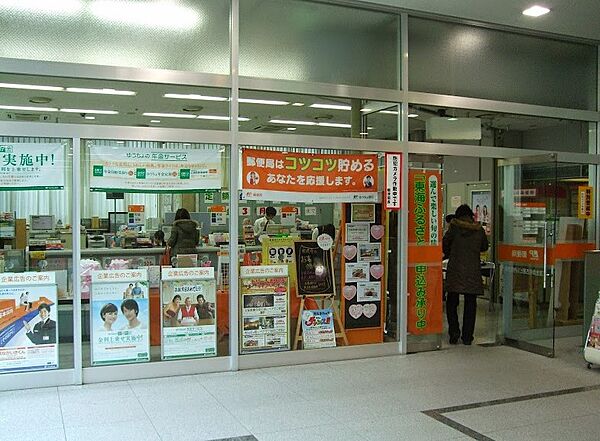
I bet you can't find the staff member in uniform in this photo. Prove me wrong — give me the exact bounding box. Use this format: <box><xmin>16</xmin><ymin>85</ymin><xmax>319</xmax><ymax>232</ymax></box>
<box><xmin>253</xmin><ymin>206</ymin><xmax>277</xmax><ymax>238</ymax></box>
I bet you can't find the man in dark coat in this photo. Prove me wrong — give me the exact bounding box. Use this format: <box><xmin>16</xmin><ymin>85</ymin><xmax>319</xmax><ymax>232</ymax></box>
<box><xmin>443</xmin><ymin>204</ymin><xmax>489</xmax><ymax>345</ymax></box>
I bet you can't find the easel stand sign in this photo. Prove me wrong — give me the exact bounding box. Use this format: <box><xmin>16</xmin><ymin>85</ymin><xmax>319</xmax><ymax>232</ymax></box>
<box><xmin>293</xmin><ymin>241</ymin><xmax>348</xmax><ymax>349</ymax></box>
<box><xmin>161</xmin><ymin>267</ymin><xmax>217</xmax><ymax>360</ymax></box>
<box><xmin>90</xmin><ymin>269</ymin><xmax>150</xmax><ymax>366</ymax></box>
<box><xmin>0</xmin><ymin>272</ymin><xmax>59</xmax><ymax>373</ymax></box>
<box><xmin>240</xmin><ymin>265</ymin><xmax>290</xmax><ymax>353</ymax></box>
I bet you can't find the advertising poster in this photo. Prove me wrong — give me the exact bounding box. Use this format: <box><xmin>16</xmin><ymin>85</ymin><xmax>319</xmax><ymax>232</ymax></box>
<box><xmin>345</xmin><ymin>223</ymin><xmax>370</xmax><ymax>243</ymax></box>
<box><xmin>471</xmin><ymin>189</ymin><xmax>492</xmax><ymax>235</ymax></box>
<box><xmin>242</xmin><ymin>149</ymin><xmax>379</xmax><ymax>203</ymax></box>
<box><xmin>89</xmin><ymin>146</ymin><xmax>222</xmax><ymax>192</ymax></box>
<box><xmin>0</xmin><ymin>143</ymin><xmax>65</xmax><ymax>191</ymax></box>
<box><xmin>0</xmin><ymin>272</ymin><xmax>58</xmax><ymax>373</ymax></box>
<box><xmin>407</xmin><ymin>169</ymin><xmax>443</xmax><ymax>335</ymax></box>
<box><xmin>91</xmin><ymin>269</ymin><xmax>150</xmax><ymax>366</ymax></box>
<box><xmin>262</xmin><ymin>236</ymin><xmax>297</xmax><ymax>287</ymax></box>
<box><xmin>161</xmin><ymin>267</ymin><xmax>217</xmax><ymax>360</ymax></box>
<box><xmin>351</xmin><ymin>204</ymin><xmax>376</xmax><ymax>223</ymax></box>
<box><xmin>240</xmin><ymin>265</ymin><xmax>289</xmax><ymax>353</ymax></box>
<box><xmin>301</xmin><ymin>309</ymin><xmax>336</xmax><ymax>349</ymax></box>
<box><xmin>357</xmin><ymin>243</ymin><xmax>381</xmax><ymax>262</ymax></box>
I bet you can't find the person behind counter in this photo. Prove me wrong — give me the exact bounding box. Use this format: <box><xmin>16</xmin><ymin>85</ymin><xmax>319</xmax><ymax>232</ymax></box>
<box><xmin>153</xmin><ymin>230</ymin><xmax>166</xmax><ymax>247</ymax></box>
<box><xmin>167</xmin><ymin>208</ymin><xmax>200</xmax><ymax>257</ymax></box>
<box><xmin>253</xmin><ymin>206</ymin><xmax>277</xmax><ymax>237</ymax></box>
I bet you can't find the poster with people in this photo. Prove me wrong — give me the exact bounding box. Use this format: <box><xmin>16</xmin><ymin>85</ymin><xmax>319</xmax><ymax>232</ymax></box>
<box><xmin>90</xmin><ymin>269</ymin><xmax>150</xmax><ymax>366</ymax></box>
<box><xmin>161</xmin><ymin>267</ymin><xmax>217</xmax><ymax>360</ymax></box>
<box><xmin>0</xmin><ymin>272</ymin><xmax>58</xmax><ymax>373</ymax></box>
<box><xmin>471</xmin><ymin>190</ymin><xmax>492</xmax><ymax>235</ymax></box>
<box><xmin>240</xmin><ymin>265</ymin><xmax>289</xmax><ymax>353</ymax></box>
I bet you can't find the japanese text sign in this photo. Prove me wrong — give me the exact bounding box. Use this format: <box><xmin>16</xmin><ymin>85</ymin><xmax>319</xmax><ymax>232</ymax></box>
<box><xmin>0</xmin><ymin>143</ymin><xmax>65</xmax><ymax>191</ymax></box>
<box><xmin>578</xmin><ymin>186</ymin><xmax>593</xmax><ymax>219</ymax></box>
<box><xmin>384</xmin><ymin>153</ymin><xmax>402</xmax><ymax>210</ymax></box>
<box><xmin>242</xmin><ymin>149</ymin><xmax>379</xmax><ymax>203</ymax></box>
<box><xmin>89</xmin><ymin>146</ymin><xmax>222</xmax><ymax>193</ymax></box>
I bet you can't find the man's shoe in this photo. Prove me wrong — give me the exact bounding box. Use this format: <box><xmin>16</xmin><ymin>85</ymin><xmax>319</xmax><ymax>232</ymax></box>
<box><xmin>449</xmin><ymin>335</ymin><xmax>459</xmax><ymax>344</ymax></box>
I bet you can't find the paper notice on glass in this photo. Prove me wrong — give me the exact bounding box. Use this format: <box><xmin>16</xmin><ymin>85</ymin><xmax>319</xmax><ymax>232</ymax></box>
<box><xmin>301</xmin><ymin>309</ymin><xmax>336</xmax><ymax>349</ymax></box>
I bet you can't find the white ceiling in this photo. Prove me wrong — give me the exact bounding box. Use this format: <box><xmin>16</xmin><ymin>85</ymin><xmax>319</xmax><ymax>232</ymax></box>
<box><xmin>361</xmin><ymin>0</ymin><xmax>600</xmax><ymax>42</ymax></box>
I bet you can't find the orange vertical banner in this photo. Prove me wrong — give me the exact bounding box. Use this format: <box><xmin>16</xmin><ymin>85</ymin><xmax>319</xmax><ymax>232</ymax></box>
<box><xmin>407</xmin><ymin>169</ymin><xmax>443</xmax><ymax>335</ymax></box>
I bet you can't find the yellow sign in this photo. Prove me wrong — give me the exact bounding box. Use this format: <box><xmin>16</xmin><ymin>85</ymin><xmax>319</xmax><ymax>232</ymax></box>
<box><xmin>578</xmin><ymin>186</ymin><xmax>593</xmax><ymax>219</ymax></box>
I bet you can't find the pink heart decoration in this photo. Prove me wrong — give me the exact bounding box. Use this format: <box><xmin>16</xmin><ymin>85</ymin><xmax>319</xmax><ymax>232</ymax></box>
<box><xmin>363</xmin><ymin>303</ymin><xmax>377</xmax><ymax>318</ymax></box>
<box><xmin>371</xmin><ymin>225</ymin><xmax>384</xmax><ymax>240</ymax></box>
<box><xmin>343</xmin><ymin>245</ymin><xmax>357</xmax><ymax>260</ymax></box>
<box><xmin>349</xmin><ymin>304</ymin><xmax>363</xmax><ymax>319</ymax></box>
<box><xmin>370</xmin><ymin>264</ymin><xmax>384</xmax><ymax>280</ymax></box>
<box><xmin>343</xmin><ymin>285</ymin><xmax>357</xmax><ymax>300</ymax></box>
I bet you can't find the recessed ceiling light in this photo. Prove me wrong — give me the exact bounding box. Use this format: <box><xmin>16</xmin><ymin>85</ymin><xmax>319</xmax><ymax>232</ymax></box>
<box><xmin>150</xmin><ymin>120</ymin><xmax>161</xmax><ymax>123</ymax></box>
<box><xmin>143</xmin><ymin>112</ymin><xmax>196</xmax><ymax>119</ymax></box>
<box><xmin>65</xmin><ymin>87</ymin><xmax>136</xmax><ymax>96</ymax></box>
<box><xmin>163</xmin><ymin>93</ymin><xmax>227</xmax><ymax>102</ymax></box>
<box><xmin>29</xmin><ymin>97</ymin><xmax>52</xmax><ymax>104</ymax></box>
<box><xmin>182</xmin><ymin>105</ymin><xmax>204</xmax><ymax>112</ymax></box>
<box><xmin>408</xmin><ymin>113</ymin><xmax>419</xmax><ymax>118</ymax></box>
<box><xmin>286</xmin><ymin>127</ymin><xmax>297</xmax><ymax>131</ymax></box>
<box><xmin>317</xmin><ymin>122</ymin><xmax>351</xmax><ymax>128</ymax></box>
<box><xmin>0</xmin><ymin>104</ymin><xmax>58</xmax><ymax>112</ymax></box>
<box><xmin>522</xmin><ymin>5</ymin><xmax>550</xmax><ymax>17</ymax></box>
<box><xmin>0</xmin><ymin>82</ymin><xmax>64</xmax><ymax>92</ymax></box>
<box><xmin>291</xmin><ymin>102</ymin><xmax>304</xmax><ymax>107</ymax></box>
<box><xmin>90</xmin><ymin>0</ymin><xmax>200</xmax><ymax>30</ymax></box>
<box><xmin>310</xmin><ymin>103</ymin><xmax>352</xmax><ymax>111</ymax></box>
<box><xmin>238</xmin><ymin>98</ymin><xmax>289</xmax><ymax>105</ymax></box>
<box><xmin>270</xmin><ymin>119</ymin><xmax>316</xmax><ymax>126</ymax></box>
<box><xmin>84</xmin><ymin>116</ymin><xmax>96</xmax><ymax>120</ymax></box>
<box><xmin>60</xmin><ymin>108</ymin><xmax>118</xmax><ymax>115</ymax></box>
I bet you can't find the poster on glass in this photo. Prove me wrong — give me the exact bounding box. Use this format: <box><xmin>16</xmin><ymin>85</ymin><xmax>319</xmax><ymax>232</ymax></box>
<box><xmin>301</xmin><ymin>309</ymin><xmax>336</xmax><ymax>349</ymax></box>
<box><xmin>240</xmin><ymin>265</ymin><xmax>289</xmax><ymax>353</ymax></box>
<box><xmin>91</xmin><ymin>269</ymin><xmax>150</xmax><ymax>366</ymax></box>
<box><xmin>161</xmin><ymin>267</ymin><xmax>217</xmax><ymax>360</ymax></box>
<box><xmin>0</xmin><ymin>272</ymin><xmax>58</xmax><ymax>373</ymax></box>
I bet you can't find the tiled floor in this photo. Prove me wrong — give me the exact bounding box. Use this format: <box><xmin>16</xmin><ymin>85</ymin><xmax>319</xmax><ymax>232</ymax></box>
<box><xmin>1</xmin><ymin>342</ymin><xmax>599</xmax><ymax>441</ymax></box>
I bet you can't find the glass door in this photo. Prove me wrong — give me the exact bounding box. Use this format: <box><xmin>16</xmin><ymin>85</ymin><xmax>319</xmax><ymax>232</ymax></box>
<box><xmin>498</xmin><ymin>154</ymin><xmax>596</xmax><ymax>357</ymax></box>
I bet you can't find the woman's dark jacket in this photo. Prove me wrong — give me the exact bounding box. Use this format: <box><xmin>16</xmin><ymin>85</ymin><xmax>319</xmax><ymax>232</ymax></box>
<box><xmin>167</xmin><ymin>219</ymin><xmax>199</xmax><ymax>256</ymax></box>
<box><xmin>442</xmin><ymin>217</ymin><xmax>489</xmax><ymax>295</ymax></box>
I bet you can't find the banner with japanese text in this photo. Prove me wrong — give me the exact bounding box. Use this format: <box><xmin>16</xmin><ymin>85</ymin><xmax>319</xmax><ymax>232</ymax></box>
<box><xmin>0</xmin><ymin>143</ymin><xmax>65</xmax><ymax>191</ymax></box>
<box><xmin>407</xmin><ymin>169</ymin><xmax>443</xmax><ymax>335</ymax></box>
<box><xmin>89</xmin><ymin>146</ymin><xmax>222</xmax><ymax>193</ymax></box>
<box><xmin>90</xmin><ymin>269</ymin><xmax>150</xmax><ymax>366</ymax></box>
<box><xmin>161</xmin><ymin>267</ymin><xmax>217</xmax><ymax>360</ymax></box>
<box><xmin>0</xmin><ymin>272</ymin><xmax>58</xmax><ymax>373</ymax></box>
<box><xmin>242</xmin><ymin>149</ymin><xmax>379</xmax><ymax>203</ymax></box>
<box><xmin>384</xmin><ymin>153</ymin><xmax>402</xmax><ymax>210</ymax></box>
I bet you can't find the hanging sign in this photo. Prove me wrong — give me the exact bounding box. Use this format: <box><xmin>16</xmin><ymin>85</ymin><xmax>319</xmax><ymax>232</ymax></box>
<box><xmin>407</xmin><ymin>169</ymin><xmax>443</xmax><ymax>335</ymax></box>
<box><xmin>384</xmin><ymin>153</ymin><xmax>402</xmax><ymax>210</ymax></box>
<box><xmin>240</xmin><ymin>265</ymin><xmax>290</xmax><ymax>353</ymax></box>
<box><xmin>161</xmin><ymin>267</ymin><xmax>217</xmax><ymax>360</ymax></box>
<box><xmin>0</xmin><ymin>272</ymin><xmax>58</xmax><ymax>373</ymax></box>
<box><xmin>89</xmin><ymin>146</ymin><xmax>222</xmax><ymax>193</ymax></box>
<box><xmin>0</xmin><ymin>143</ymin><xmax>65</xmax><ymax>191</ymax></box>
<box><xmin>128</xmin><ymin>204</ymin><xmax>145</xmax><ymax>225</ymax></box>
<box><xmin>242</xmin><ymin>149</ymin><xmax>379</xmax><ymax>203</ymax></box>
<box><xmin>578</xmin><ymin>186</ymin><xmax>593</xmax><ymax>219</ymax></box>
<box><xmin>90</xmin><ymin>269</ymin><xmax>150</xmax><ymax>366</ymax></box>
<box><xmin>301</xmin><ymin>309</ymin><xmax>336</xmax><ymax>349</ymax></box>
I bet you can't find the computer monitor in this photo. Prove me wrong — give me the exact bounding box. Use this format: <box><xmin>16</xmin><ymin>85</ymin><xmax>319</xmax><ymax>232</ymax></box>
<box><xmin>266</xmin><ymin>224</ymin><xmax>290</xmax><ymax>235</ymax></box>
<box><xmin>108</xmin><ymin>212</ymin><xmax>129</xmax><ymax>233</ymax></box>
<box><xmin>31</xmin><ymin>215</ymin><xmax>55</xmax><ymax>231</ymax></box>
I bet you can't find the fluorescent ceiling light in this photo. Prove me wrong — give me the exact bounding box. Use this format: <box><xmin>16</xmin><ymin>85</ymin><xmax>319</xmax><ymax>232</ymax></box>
<box><xmin>163</xmin><ymin>93</ymin><xmax>228</xmax><ymax>102</ymax></box>
<box><xmin>0</xmin><ymin>0</ymin><xmax>83</xmax><ymax>15</ymax></box>
<box><xmin>84</xmin><ymin>116</ymin><xmax>96</xmax><ymax>120</ymax></box>
<box><xmin>196</xmin><ymin>115</ymin><xmax>250</xmax><ymax>121</ymax></box>
<box><xmin>310</xmin><ymin>103</ymin><xmax>352</xmax><ymax>111</ymax></box>
<box><xmin>447</xmin><ymin>117</ymin><xmax>459</xmax><ymax>121</ymax></box>
<box><xmin>522</xmin><ymin>5</ymin><xmax>550</xmax><ymax>17</ymax></box>
<box><xmin>361</xmin><ymin>108</ymin><xmax>372</xmax><ymax>113</ymax></box>
<box><xmin>90</xmin><ymin>0</ymin><xmax>200</xmax><ymax>30</ymax></box>
<box><xmin>291</xmin><ymin>102</ymin><xmax>304</xmax><ymax>107</ymax></box>
<box><xmin>270</xmin><ymin>119</ymin><xmax>316</xmax><ymax>126</ymax></box>
<box><xmin>286</xmin><ymin>128</ymin><xmax>297</xmax><ymax>131</ymax></box>
<box><xmin>359</xmin><ymin>132</ymin><xmax>369</xmax><ymax>136</ymax></box>
<box><xmin>116</xmin><ymin>141</ymin><xmax>125</xmax><ymax>144</ymax></box>
<box><xmin>60</xmin><ymin>108</ymin><xmax>118</xmax><ymax>115</ymax></box>
<box><xmin>0</xmin><ymin>105</ymin><xmax>58</xmax><ymax>112</ymax></box>
<box><xmin>66</xmin><ymin>87</ymin><xmax>136</xmax><ymax>96</ymax></box>
<box><xmin>143</xmin><ymin>112</ymin><xmax>196</xmax><ymax>119</ymax></box>
<box><xmin>317</xmin><ymin>122</ymin><xmax>351</xmax><ymax>128</ymax></box>
<box><xmin>380</xmin><ymin>110</ymin><xmax>399</xmax><ymax>115</ymax></box>
<box><xmin>183</xmin><ymin>143</ymin><xmax>191</xmax><ymax>146</ymax></box>
<box><xmin>408</xmin><ymin>113</ymin><xmax>419</xmax><ymax>118</ymax></box>
<box><xmin>150</xmin><ymin>120</ymin><xmax>161</xmax><ymax>123</ymax></box>
<box><xmin>0</xmin><ymin>82</ymin><xmax>64</xmax><ymax>92</ymax></box>
<box><xmin>238</xmin><ymin>98</ymin><xmax>289</xmax><ymax>106</ymax></box>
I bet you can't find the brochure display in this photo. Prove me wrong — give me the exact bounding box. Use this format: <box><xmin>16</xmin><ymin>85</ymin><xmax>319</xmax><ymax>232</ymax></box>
<box><xmin>91</xmin><ymin>269</ymin><xmax>150</xmax><ymax>366</ymax></box>
<box><xmin>161</xmin><ymin>267</ymin><xmax>217</xmax><ymax>360</ymax></box>
<box><xmin>301</xmin><ymin>309</ymin><xmax>336</xmax><ymax>349</ymax></box>
<box><xmin>240</xmin><ymin>265</ymin><xmax>290</xmax><ymax>353</ymax></box>
<box><xmin>0</xmin><ymin>272</ymin><xmax>58</xmax><ymax>373</ymax></box>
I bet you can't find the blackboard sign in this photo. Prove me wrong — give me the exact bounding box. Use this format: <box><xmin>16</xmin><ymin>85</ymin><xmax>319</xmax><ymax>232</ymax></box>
<box><xmin>294</xmin><ymin>241</ymin><xmax>335</xmax><ymax>297</ymax></box>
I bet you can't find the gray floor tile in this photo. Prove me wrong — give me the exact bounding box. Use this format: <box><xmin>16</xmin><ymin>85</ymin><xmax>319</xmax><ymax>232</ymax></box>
<box><xmin>64</xmin><ymin>420</ymin><xmax>160</xmax><ymax>441</ymax></box>
<box><xmin>0</xmin><ymin>387</ymin><xmax>63</xmax><ymax>429</ymax></box>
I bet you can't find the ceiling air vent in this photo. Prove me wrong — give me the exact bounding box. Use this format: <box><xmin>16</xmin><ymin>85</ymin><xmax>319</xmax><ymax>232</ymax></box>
<box><xmin>253</xmin><ymin>124</ymin><xmax>286</xmax><ymax>132</ymax></box>
<box><xmin>6</xmin><ymin>112</ymin><xmax>51</xmax><ymax>122</ymax></box>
